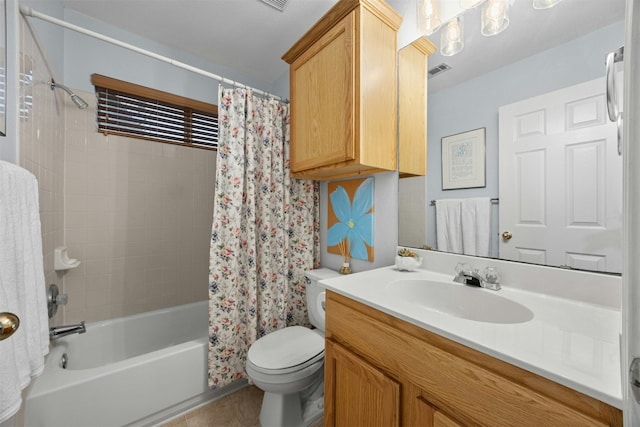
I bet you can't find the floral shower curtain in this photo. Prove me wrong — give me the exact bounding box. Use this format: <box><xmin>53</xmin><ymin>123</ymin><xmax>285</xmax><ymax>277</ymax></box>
<box><xmin>208</xmin><ymin>86</ymin><xmax>320</xmax><ymax>389</ymax></box>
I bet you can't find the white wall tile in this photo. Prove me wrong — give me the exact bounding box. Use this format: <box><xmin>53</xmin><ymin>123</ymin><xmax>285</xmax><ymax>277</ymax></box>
<box><xmin>19</xmin><ymin>27</ymin><xmax>217</xmax><ymax>324</ymax></box>
<box><xmin>61</xmin><ymin>116</ymin><xmax>216</xmax><ymax>322</ymax></box>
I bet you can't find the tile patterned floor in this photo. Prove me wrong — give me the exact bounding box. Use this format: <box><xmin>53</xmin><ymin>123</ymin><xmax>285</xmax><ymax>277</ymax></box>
<box><xmin>162</xmin><ymin>386</ymin><xmax>263</xmax><ymax>427</ymax></box>
<box><xmin>161</xmin><ymin>385</ymin><xmax>324</xmax><ymax>427</ymax></box>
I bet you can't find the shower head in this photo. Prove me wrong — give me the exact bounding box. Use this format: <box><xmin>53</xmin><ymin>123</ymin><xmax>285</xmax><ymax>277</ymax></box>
<box><xmin>50</xmin><ymin>79</ymin><xmax>89</xmax><ymax>109</ymax></box>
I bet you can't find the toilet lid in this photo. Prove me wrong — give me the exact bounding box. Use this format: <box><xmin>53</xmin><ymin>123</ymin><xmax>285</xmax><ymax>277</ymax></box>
<box><xmin>248</xmin><ymin>326</ymin><xmax>324</xmax><ymax>371</ymax></box>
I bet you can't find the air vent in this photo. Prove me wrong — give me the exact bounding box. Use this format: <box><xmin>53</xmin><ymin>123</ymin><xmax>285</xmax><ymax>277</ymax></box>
<box><xmin>259</xmin><ymin>0</ymin><xmax>289</xmax><ymax>11</ymax></box>
<box><xmin>428</xmin><ymin>63</ymin><xmax>452</xmax><ymax>79</ymax></box>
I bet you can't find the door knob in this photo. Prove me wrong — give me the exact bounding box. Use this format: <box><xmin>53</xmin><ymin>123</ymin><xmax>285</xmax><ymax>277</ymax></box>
<box><xmin>502</xmin><ymin>231</ymin><xmax>513</xmax><ymax>241</ymax></box>
<box><xmin>0</xmin><ymin>312</ymin><xmax>20</xmax><ymax>341</ymax></box>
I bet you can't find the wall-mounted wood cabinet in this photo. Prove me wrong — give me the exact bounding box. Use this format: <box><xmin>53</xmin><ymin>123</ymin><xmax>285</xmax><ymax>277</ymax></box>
<box><xmin>324</xmin><ymin>291</ymin><xmax>622</xmax><ymax>426</ymax></box>
<box><xmin>398</xmin><ymin>37</ymin><xmax>436</xmax><ymax>178</ymax></box>
<box><xmin>282</xmin><ymin>0</ymin><xmax>402</xmax><ymax>180</ymax></box>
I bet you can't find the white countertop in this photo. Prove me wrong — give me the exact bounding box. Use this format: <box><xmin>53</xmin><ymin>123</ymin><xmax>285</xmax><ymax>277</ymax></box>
<box><xmin>320</xmin><ymin>266</ymin><xmax>622</xmax><ymax>409</ymax></box>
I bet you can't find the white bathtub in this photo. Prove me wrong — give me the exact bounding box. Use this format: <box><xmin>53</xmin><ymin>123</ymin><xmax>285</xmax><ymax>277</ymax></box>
<box><xmin>24</xmin><ymin>301</ymin><xmax>244</xmax><ymax>427</ymax></box>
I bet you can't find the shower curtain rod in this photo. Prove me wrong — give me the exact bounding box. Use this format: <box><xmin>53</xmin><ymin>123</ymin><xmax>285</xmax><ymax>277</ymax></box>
<box><xmin>19</xmin><ymin>5</ymin><xmax>283</xmax><ymax>101</ymax></box>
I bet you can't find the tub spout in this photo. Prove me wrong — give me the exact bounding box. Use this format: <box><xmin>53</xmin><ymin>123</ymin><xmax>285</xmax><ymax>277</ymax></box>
<box><xmin>49</xmin><ymin>321</ymin><xmax>86</xmax><ymax>340</ymax></box>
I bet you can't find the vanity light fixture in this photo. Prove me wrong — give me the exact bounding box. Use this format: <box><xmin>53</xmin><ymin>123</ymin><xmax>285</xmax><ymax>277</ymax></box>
<box><xmin>481</xmin><ymin>0</ymin><xmax>510</xmax><ymax>36</ymax></box>
<box><xmin>441</xmin><ymin>16</ymin><xmax>464</xmax><ymax>56</ymax></box>
<box><xmin>532</xmin><ymin>0</ymin><xmax>562</xmax><ymax>9</ymax></box>
<box><xmin>424</xmin><ymin>0</ymin><xmax>557</xmax><ymax>57</ymax></box>
<box><xmin>417</xmin><ymin>0</ymin><xmax>442</xmax><ymax>36</ymax></box>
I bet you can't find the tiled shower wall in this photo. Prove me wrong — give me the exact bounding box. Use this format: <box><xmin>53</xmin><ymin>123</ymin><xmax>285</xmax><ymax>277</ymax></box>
<box><xmin>62</xmin><ymin>91</ymin><xmax>217</xmax><ymax>323</ymax></box>
<box><xmin>19</xmin><ymin>18</ymin><xmax>216</xmax><ymax>325</ymax></box>
<box><xmin>18</xmin><ymin>18</ymin><xmax>65</xmax><ymax>325</ymax></box>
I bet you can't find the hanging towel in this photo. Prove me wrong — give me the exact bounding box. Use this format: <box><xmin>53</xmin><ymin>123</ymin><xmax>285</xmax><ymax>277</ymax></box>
<box><xmin>0</xmin><ymin>161</ymin><xmax>49</xmax><ymax>423</ymax></box>
<box><xmin>461</xmin><ymin>197</ymin><xmax>491</xmax><ymax>257</ymax></box>
<box><xmin>435</xmin><ymin>199</ymin><xmax>463</xmax><ymax>253</ymax></box>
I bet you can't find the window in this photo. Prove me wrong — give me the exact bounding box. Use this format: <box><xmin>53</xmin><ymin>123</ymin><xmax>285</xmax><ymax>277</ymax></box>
<box><xmin>91</xmin><ymin>74</ymin><xmax>218</xmax><ymax>150</ymax></box>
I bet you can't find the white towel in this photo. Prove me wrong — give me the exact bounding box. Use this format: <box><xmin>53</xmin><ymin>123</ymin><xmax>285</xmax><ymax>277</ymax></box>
<box><xmin>461</xmin><ymin>198</ymin><xmax>491</xmax><ymax>257</ymax></box>
<box><xmin>0</xmin><ymin>161</ymin><xmax>49</xmax><ymax>423</ymax></box>
<box><xmin>435</xmin><ymin>199</ymin><xmax>463</xmax><ymax>253</ymax></box>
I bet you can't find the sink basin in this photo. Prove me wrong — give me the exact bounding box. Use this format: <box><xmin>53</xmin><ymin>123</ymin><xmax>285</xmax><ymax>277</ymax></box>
<box><xmin>386</xmin><ymin>279</ymin><xmax>534</xmax><ymax>324</ymax></box>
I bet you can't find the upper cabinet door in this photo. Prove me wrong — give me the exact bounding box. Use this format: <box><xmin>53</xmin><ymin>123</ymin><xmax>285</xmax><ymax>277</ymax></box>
<box><xmin>289</xmin><ymin>13</ymin><xmax>356</xmax><ymax>173</ymax></box>
<box><xmin>283</xmin><ymin>0</ymin><xmax>402</xmax><ymax>181</ymax></box>
<box><xmin>398</xmin><ymin>38</ymin><xmax>436</xmax><ymax>178</ymax></box>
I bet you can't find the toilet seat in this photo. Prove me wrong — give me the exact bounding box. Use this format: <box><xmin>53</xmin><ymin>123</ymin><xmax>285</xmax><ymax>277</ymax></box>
<box><xmin>247</xmin><ymin>326</ymin><xmax>324</xmax><ymax>375</ymax></box>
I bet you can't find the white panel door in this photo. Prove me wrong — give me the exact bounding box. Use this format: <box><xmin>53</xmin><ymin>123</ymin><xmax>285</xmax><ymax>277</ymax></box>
<box><xmin>624</xmin><ymin>0</ymin><xmax>640</xmax><ymax>424</ymax></box>
<box><xmin>499</xmin><ymin>77</ymin><xmax>622</xmax><ymax>273</ymax></box>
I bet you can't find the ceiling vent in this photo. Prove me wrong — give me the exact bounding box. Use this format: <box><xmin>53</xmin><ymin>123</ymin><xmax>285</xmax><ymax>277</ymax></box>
<box><xmin>259</xmin><ymin>0</ymin><xmax>289</xmax><ymax>11</ymax></box>
<box><xmin>428</xmin><ymin>63</ymin><xmax>452</xmax><ymax>79</ymax></box>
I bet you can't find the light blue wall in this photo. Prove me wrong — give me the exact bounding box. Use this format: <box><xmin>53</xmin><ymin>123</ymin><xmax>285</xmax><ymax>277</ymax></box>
<box><xmin>60</xmin><ymin>10</ymin><xmax>288</xmax><ymax>104</ymax></box>
<box><xmin>425</xmin><ymin>21</ymin><xmax>625</xmax><ymax>252</ymax></box>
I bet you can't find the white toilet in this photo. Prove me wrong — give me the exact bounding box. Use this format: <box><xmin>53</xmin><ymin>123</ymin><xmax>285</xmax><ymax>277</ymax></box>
<box><xmin>246</xmin><ymin>268</ymin><xmax>340</xmax><ymax>427</ymax></box>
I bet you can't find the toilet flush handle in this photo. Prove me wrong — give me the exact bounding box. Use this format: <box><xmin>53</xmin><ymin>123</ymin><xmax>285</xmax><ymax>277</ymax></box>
<box><xmin>318</xmin><ymin>292</ymin><xmax>326</xmax><ymax>314</ymax></box>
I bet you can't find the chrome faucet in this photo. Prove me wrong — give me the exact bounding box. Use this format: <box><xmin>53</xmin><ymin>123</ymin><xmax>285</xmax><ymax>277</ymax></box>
<box><xmin>49</xmin><ymin>321</ymin><xmax>86</xmax><ymax>340</ymax></box>
<box><xmin>453</xmin><ymin>263</ymin><xmax>501</xmax><ymax>291</ymax></box>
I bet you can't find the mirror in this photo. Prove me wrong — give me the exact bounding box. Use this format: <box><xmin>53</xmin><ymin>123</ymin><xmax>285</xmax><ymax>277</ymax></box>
<box><xmin>398</xmin><ymin>0</ymin><xmax>626</xmax><ymax>274</ymax></box>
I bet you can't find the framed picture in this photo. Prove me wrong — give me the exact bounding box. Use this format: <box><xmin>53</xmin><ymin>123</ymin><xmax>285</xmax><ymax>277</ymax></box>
<box><xmin>441</xmin><ymin>128</ymin><xmax>486</xmax><ymax>190</ymax></box>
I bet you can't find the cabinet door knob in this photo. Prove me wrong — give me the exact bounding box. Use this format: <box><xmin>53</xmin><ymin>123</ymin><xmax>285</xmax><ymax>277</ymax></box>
<box><xmin>0</xmin><ymin>312</ymin><xmax>20</xmax><ymax>341</ymax></box>
<box><xmin>501</xmin><ymin>231</ymin><xmax>513</xmax><ymax>241</ymax></box>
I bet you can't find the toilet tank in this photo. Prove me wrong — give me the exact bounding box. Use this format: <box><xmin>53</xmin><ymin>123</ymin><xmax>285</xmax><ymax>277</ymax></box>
<box><xmin>305</xmin><ymin>268</ymin><xmax>340</xmax><ymax>331</ymax></box>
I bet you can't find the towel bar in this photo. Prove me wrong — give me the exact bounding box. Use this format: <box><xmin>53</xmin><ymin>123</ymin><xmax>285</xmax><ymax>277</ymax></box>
<box><xmin>430</xmin><ymin>197</ymin><xmax>499</xmax><ymax>206</ymax></box>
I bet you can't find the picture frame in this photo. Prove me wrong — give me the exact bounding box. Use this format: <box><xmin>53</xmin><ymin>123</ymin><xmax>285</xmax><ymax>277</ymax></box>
<box><xmin>441</xmin><ymin>128</ymin><xmax>486</xmax><ymax>190</ymax></box>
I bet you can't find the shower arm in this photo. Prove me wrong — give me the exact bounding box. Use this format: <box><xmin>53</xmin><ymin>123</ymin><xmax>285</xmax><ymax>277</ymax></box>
<box><xmin>50</xmin><ymin>79</ymin><xmax>89</xmax><ymax>109</ymax></box>
<box><xmin>51</xmin><ymin>80</ymin><xmax>73</xmax><ymax>97</ymax></box>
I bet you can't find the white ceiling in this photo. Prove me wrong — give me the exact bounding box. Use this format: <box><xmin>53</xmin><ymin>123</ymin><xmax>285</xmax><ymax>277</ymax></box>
<box><xmin>60</xmin><ymin>0</ymin><xmax>625</xmax><ymax>92</ymax></box>
<box><xmin>62</xmin><ymin>0</ymin><xmax>339</xmax><ymax>87</ymax></box>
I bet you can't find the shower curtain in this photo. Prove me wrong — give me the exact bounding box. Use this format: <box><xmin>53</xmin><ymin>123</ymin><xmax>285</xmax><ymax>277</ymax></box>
<box><xmin>208</xmin><ymin>86</ymin><xmax>320</xmax><ymax>389</ymax></box>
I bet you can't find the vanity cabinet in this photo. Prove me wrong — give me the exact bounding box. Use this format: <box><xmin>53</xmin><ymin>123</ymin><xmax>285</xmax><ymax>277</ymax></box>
<box><xmin>324</xmin><ymin>291</ymin><xmax>622</xmax><ymax>427</ymax></box>
<box><xmin>398</xmin><ymin>37</ymin><xmax>436</xmax><ymax>178</ymax></box>
<box><xmin>282</xmin><ymin>0</ymin><xmax>402</xmax><ymax>180</ymax></box>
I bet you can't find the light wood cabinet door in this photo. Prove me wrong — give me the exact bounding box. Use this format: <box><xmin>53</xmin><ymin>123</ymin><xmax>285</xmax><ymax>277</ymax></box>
<box><xmin>324</xmin><ymin>339</ymin><xmax>400</xmax><ymax>427</ymax></box>
<box><xmin>398</xmin><ymin>37</ymin><xmax>436</xmax><ymax>177</ymax></box>
<box><xmin>283</xmin><ymin>0</ymin><xmax>402</xmax><ymax>180</ymax></box>
<box><xmin>404</xmin><ymin>381</ymin><xmax>464</xmax><ymax>427</ymax></box>
<box><xmin>289</xmin><ymin>13</ymin><xmax>355</xmax><ymax>174</ymax></box>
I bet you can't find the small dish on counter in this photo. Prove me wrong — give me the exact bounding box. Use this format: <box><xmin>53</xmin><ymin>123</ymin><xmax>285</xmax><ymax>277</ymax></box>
<box><xmin>395</xmin><ymin>255</ymin><xmax>423</xmax><ymax>271</ymax></box>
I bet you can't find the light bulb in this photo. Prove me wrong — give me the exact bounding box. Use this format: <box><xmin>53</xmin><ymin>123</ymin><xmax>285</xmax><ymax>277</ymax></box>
<box><xmin>487</xmin><ymin>0</ymin><xmax>504</xmax><ymax>19</ymax></box>
<box><xmin>418</xmin><ymin>0</ymin><xmax>442</xmax><ymax>35</ymax></box>
<box><xmin>424</xmin><ymin>1</ymin><xmax>434</xmax><ymax>15</ymax></box>
<box><xmin>481</xmin><ymin>0</ymin><xmax>509</xmax><ymax>36</ymax></box>
<box><xmin>441</xmin><ymin>16</ymin><xmax>464</xmax><ymax>57</ymax></box>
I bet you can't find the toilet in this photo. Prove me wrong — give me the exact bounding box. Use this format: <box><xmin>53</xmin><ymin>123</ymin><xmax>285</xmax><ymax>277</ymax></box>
<box><xmin>246</xmin><ymin>268</ymin><xmax>340</xmax><ymax>427</ymax></box>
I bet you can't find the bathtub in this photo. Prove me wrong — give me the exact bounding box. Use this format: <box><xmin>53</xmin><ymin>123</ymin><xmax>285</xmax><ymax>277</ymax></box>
<box><xmin>24</xmin><ymin>301</ymin><xmax>245</xmax><ymax>427</ymax></box>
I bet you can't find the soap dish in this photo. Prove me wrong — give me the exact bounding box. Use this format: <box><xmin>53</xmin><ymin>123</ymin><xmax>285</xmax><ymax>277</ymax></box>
<box><xmin>54</xmin><ymin>246</ymin><xmax>81</xmax><ymax>271</ymax></box>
